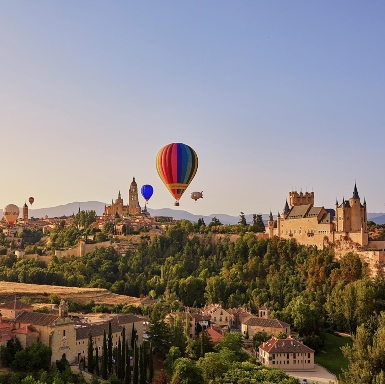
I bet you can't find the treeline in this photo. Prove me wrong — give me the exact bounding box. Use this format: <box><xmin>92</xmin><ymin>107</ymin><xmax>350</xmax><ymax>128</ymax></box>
<box><xmin>1</xmin><ymin>222</ymin><xmax>384</xmax><ymax>338</ymax></box>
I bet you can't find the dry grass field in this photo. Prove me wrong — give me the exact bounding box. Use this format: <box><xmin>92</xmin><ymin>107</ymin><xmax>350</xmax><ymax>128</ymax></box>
<box><xmin>0</xmin><ymin>281</ymin><xmax>141</xmax><ymax>307</ymax></box>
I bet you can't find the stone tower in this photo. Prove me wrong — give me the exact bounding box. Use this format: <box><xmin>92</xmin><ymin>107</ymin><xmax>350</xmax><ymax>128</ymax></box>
<box><xmin>22</xmin><ymin>202</ymin><xmax>28</xmax><ymax>221</ymax></box>
<box><xmin>59</xmin><ymin>300</ymin><xmax>68</xmax><ymax>318</ymax></box>
<box><xmin>128</xmin><ymin>177</ymin><xmax>141</xmax><ymax>215</ymax></box>
<box><xmin>268</xmin><ymin>211</ymin><xmax>274</xmax><ymax>238</ymax></box>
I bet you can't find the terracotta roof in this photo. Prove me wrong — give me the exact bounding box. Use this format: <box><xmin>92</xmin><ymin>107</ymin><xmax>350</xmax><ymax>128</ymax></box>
<box><xmin>76</xmin><ymin>321</ymin><xmax>122</xmax><ymax>341</ymax></box>
<box><xmin>259</xmin><ymin>337</ymin><xmax>314</xmax><ymax>354</ymax></box>
<box><xmin>113</xmin><ymin>314</ymin><xmax>142</xmax><ymax>326</ymax></box>
<box><xmin>243</xmin><ymin>317</ymin><xmax>290</xmax><ymax>328</ymax></box>
<box><xmin>0</xmin><ymin>323</ymin><xmax>11</xmax><ymax>330</ymax></box>
<box><xmin>14</xmin><ymin>311</ymin><xmax>59</xmax><ymax>326</ymax></box>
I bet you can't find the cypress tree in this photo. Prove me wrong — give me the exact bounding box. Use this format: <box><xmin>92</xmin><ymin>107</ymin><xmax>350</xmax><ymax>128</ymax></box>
<box><xmin>124</xmin><ymin>340</ymin><xmax>131</xmax><ymax>384</ymax></box>
<box><xmin>139</xmin><ymin>344</ymin><xmax>145</xmax><ymax>384</ymax></box>
<box><xmin>102</xmin><ymin>330</ymin><xmax>108</xmax><ymax>380</ymax></box>
<box><xmin>133</xmin><ymin>341</ymin><xmax>139</xmax><ymax>384</ymax></box>
<box><xmin>148</xmin><ymin>342</ymin><xmax>154</xmax><ymax>383</ymax></box>
<box><xmin>122</xmin><ymin>327</ymin><xmax>126</xmax><ymax>371</ymax></box>
<box><xmin>131</xmin><ymin>324</ymin><xmax>137</xmax><ymax>350</ymax></box>
<box><xmin>117</xmin><ymin>337</ymin><xmax>122</xmax><ymax>380</ymax></box>
<box><xmin>95</xmin><ymin>347</ymin><xmax>100</xmax><ymax>377</ymax></box>
<box><xmin>87</xmin><ymin>331</ymin><xmax>95</xmax><ymax>374</ymax></box>
<box><xmin>108</xmin><ymin>321</ymin><xmax>113</xmax><ymax>374</ymax></box>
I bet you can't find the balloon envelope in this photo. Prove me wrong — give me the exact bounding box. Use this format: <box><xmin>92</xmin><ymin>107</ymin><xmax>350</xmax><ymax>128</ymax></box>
<box><xmin>29</xmin><ymin>197</ymin><xmax>34</xmax><ymax>205</ymax></box>
<box><xmin>3</xmin><ymin>204</ymin><xmax>19</xmax><ymax>226</ymax></box>
<box><xmin>141</xmin><ymin>185</ymin><xmax>154</xmax><ymax>202</ymax></box>
<box><xmin>156</xmin><ymin>143</ymin><xmax>198</xmax><ymax>204</ymax></box>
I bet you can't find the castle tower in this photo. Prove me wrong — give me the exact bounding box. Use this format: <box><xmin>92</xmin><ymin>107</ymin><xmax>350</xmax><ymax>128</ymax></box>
<box><xmin>289</xmin><ymin>191</ymin><xmax>315</xmax><ymax>207</ymax></box>
<box><xmin>268</xmin><ymin>211</ymin><xmax>274</xmax><ymax>238</ymax></box>
<box><xmin>128</xmin><ymin>177</ymin><xmax>141</xmax><ymax>215</ymax></box>
<box><xmin>277</xmin><ymin>212</ymin><xmax>281</xmax><ymax>236</ymax></box>
<box><xmin>349</xmin><ymin>183</ymin><xmax>362</xmax><ymax>232</ymax></box>
<box><xmin>22</xmin><ymin>202</ymin><xmax>28</xmax><ymax>221</ymax></box>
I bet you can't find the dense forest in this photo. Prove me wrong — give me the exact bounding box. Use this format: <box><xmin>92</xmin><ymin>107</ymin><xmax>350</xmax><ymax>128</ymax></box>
<box><xmin>1</xmin><ymin>220</ymin><xmax>385</xmax><ymax>382</ymax></box>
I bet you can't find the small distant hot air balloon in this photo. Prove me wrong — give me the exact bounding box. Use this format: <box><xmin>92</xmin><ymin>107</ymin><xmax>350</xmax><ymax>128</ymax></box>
<box><xmin>3</xmin><ymin>204</ymin><xmax>20</xmax><ymax>226</ymax></box>
<box><xmin>156</xmin><ymin>143</ymin><xmax>198</xmax><ymax>206</ymax></box>
<box><xmin>28</xmin><ymin>197</ymin><xmax>34</xmax><ymax>206</ymax></box>
<box><xmin>141</xmin><ymin>185</ymin><xmax>154</xmax><ymax>203</ymax></box>
<box><xmin>191</xmin><ymin>191</ymin><xmax>203</xmax><ymax>201</ymax></box>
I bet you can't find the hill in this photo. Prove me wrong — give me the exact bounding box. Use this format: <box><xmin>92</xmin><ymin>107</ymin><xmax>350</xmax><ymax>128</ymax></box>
<box><xmin>1</xmin><ymin>201</ymin><xmax>383</xmax><ymax>226</ymax></box>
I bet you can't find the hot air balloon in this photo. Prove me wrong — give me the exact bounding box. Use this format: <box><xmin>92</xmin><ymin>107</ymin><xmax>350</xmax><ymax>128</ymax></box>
<box><xmin>156</xmin><ymin>143</ymin><xmax>198</xmax><ymax>206</ymax></box>
<box><xmin>3</xmin><ymin>204</ymin><xmax>20</xmax><ymax>226</ymax></box>
<box><xmin>141</xmin><ymin>185</ymin><xmax>154</xmax><ymax>202</ymax></box>
<box><xmin>28</xmin><ymin>197</ymin><xmax>34</xmax><ymax>206</ymax></box>
<box><xmin>191</xmin><ymin>191</ymin><xmax>203</xmax><ymax>201</ymax></box>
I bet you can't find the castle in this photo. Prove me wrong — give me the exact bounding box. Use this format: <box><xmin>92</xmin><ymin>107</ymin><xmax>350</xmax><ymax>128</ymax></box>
<box><xmin>103</xmin><ymin>177</ymin><xmax>141</xmax><ymax>216</ymax></box>
<box><xmin>268</xmin><ymin>183</ymin><xmax>369</xmax><ymax>249</ymax></box>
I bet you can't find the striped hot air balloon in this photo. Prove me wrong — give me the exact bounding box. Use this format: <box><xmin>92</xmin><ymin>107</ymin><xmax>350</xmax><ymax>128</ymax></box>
<box><xmin>156</xmin><ymin>143</ymin><xmax>198</xmax><ymax>206</ymax></box>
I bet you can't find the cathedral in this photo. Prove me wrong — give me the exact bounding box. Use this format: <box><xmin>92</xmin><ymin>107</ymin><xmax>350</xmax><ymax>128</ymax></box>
<box><xmin>103</xmin><ymin>177</ymin><xmax>141</xmax><ymax>217</ymax></box>
<box><xmin>268</xmin><ymin>183</ymin><xmax>368</xmax><ymax>249</ymax></box>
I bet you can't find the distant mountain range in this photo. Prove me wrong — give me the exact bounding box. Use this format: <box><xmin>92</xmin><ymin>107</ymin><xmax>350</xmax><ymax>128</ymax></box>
<box><xmin>1</xmin><ymin>201</ymin><xmax>385</xmax><ymax>225</ymax></box>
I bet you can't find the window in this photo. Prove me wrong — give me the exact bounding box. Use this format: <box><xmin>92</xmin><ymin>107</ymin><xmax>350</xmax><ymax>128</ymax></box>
<box><xmin>63</xmin><ymin>330</ymin><xmax>66</xmax><ymax>337</ymax></box>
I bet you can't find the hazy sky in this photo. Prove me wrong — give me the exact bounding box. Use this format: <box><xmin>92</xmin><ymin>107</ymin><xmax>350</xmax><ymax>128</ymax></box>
<box><xmin>1</xmin><ymin>1</ymin><xmax>384</xmax><ymax>216</ymax></box>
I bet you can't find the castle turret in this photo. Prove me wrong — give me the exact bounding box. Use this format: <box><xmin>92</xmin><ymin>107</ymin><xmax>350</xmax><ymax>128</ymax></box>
<box><xmin>349</xmin><ymin>183</ymin><xmax>362</xmax><ymax>232</ymax></box>
<box><xmin>283</xmin><ymin>200</ymin><xmax>290</xmax><ymax>217</ymax></box>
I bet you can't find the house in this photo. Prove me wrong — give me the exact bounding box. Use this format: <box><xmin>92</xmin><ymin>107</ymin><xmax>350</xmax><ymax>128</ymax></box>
<box><xmin>190</xmin><ymin>313</ymin><xmax>210</xmax><ymax>334</ymax></box>
<box><xmin>241</xmin><ymin>307</ymin><xmax>290</xmax><ymax>338</ymax></box>
<box><xmin>205</xmin><ymin>324</ymin><xmax>228</xmax><ymax>343</ymax></box>
<box><xmin>202</xmin><ymin>305</ymin><xmax>232</xmax><ymax>328</ymax></box>
<box><xmin>258</xmin><ymin>336</ymin><xmax>315</xmax><ymax>370</ymax></box>
<box><xmin>0</xmin><ymin>299</ymin><xmax>34</xmax><ymax>320</ymax></box>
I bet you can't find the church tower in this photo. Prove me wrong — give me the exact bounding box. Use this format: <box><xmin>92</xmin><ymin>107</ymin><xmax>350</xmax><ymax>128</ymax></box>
<box><xmin>128</xmin><ymin>177</ymin><xmax>141</xmax><ymax>215</ymax></box>
<box><xmin>349</xmin><ymin>183</ymin><xmax>363</xmax><ymax>232</ymax></box>
<box><xmin>22</xmin><ymin>202</ymin><xmax>28</xmax><ymax>221</ymax></box>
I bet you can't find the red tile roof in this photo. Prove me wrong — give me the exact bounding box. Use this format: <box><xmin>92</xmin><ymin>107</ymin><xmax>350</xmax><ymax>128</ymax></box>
<box><xmin>259</xmin><ymin>337</ymin><xmax>314</xmax><ymax>354</ymax></box>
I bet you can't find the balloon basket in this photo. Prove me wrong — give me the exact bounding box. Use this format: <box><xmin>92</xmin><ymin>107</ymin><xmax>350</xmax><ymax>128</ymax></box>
<box><xmin>174</xmin><ymin>201</ymin><xmax>180</xmax><ymax>206</ymax></box>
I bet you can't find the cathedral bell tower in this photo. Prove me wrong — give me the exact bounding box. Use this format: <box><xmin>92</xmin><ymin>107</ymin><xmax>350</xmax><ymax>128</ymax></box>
<box><xmin>128</xmin><ymin>177</ymin><xmax>141</xmax><ymax>215</ymax></box>
<box><xmin>22</xmin><ymin>202</ymin><xmax>28</xmax><ymax>221</ymax></box>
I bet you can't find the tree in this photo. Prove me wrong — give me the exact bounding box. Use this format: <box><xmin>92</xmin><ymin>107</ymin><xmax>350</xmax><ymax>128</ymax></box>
<box><xmin>341</xmin><ymin>312</ymin><xmax>385</xmax><ymax>384</ymax></box>
<box><xmin>124</xmin><ymin>340</ymin><xmax>131</xmax><ymax>384</ymax></box>
<box><xmin>102</xmin><ymin>330</ymin><xmax>108</xmax><ymax>379</ymax></box>
<box><xmin>215</xmin><ymin>333</ymin><xmax>243</xmax><ymax>353</ymax></box>
<box><xmin>88</xmin><ymin>331</ymin><xmax>95</xmax><ymax>374</ymax></box>
<box><xmin>95</xmin><ymin>347</ymin><xmax>100</xmax><ymax>377</ymax></box>
<box><xmin>171</xmin><ymin>358</ymin><xmax>204</xmax><ymax>384</ymax></box>
<box><xmin>238</xmin><ymin>212</ymin><xmax>247</xmax><ymax>226</ymax></box>
<box><xmin>253</xmin><ymin>331</ymin><xmax>272</xmax><ymax>349</ymax></box>
<box><xmin>165</xmin><ymin>346</ymin><xmax>182</xmax><ymax>369</ymax></box>
<box><xmin>0</xmin><ymin>336</ymin><xmax>23</xmax><ymax>367</ymax></box>
<box><xmin>108</xmin><ymin>322</ymin><xmax>113</xmax><ymax>374</ymax></box>
<box><xmin>131</xmin><ymin>324</ymin><xmax>137</xmax><ymax>350</ymax></box>
<box><xmin>148</xmin><ymin>342</ymin><xmax>154</xmax><ymax>383</ymax></box>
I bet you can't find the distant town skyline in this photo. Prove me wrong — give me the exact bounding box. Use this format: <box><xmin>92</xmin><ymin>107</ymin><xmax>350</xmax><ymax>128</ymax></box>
<box><xmin>2</xmin><ymin>1</ymin><xmax>384</xmax><ymax>215</ymax></box>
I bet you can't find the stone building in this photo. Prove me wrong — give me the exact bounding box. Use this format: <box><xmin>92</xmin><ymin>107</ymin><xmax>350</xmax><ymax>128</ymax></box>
<box><xmin>271</xmin><ymin>183</ymin><xmax>369</xmax><ymax>249</ymax></box>
<box><xmin>104</xmin><ymin>177</ymin><xmax>141</xmax><ymax>217</ymax></box>
<box><xmin>241</xmin><ymin>307</ymin><xmax>290</xmax><ymax>338</ymax></box>
<box><xmin>258</xmin><ymin>336</ymin><xmax>315</xmax><ymax>371</ymax></box>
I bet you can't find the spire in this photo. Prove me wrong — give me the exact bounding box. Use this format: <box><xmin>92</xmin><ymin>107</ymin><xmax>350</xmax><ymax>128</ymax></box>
<box><xmin>118</xmin><ymin>190</ymin><xmax>121</xmax><ymax>199</ymax></box>
<box><xmin>277</xmin><ymin>211</ymin><xmax>280</xmax><ymax>218</ymax></box>
<box><xmin>283</xmin><ymin>199</ymin><xmax>290</xmax><ymax>215</ymax></box>
<box><xmin>364</xmin><ymin>197</ymin><xmax>366</xmax><ymax>205</ymax></box>
<box><xmin>353</xmin><ymin>182</ymin><xmax>360</xmax><ymax>199</ymax></box>
<box><xmin>336</xmin><ymin>198</ymin><xmax>338</xmax><ymax>205</ymax></box>
<box><xmin>269</xmin><ymin>211</ymin><xmax>273</xmax><ymax>221</ymax></box>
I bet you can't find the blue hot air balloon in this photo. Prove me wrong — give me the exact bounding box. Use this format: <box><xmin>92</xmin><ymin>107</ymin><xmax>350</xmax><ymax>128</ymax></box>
<box><xmin>141</xmin><ymin>185</ymin><xmax>154</xmax><ymax>202</ymax></box>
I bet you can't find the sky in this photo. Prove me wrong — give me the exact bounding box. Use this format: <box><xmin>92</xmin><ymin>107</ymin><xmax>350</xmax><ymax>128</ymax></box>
<box><xmin>1</xmin><ymin>1</ymin><xmax>385</xmax><ymax>216</ymax></box>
